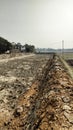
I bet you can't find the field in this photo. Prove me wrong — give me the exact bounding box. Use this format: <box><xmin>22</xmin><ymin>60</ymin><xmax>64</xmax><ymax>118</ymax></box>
<box><xmin>0</xmin><ymin>53</ymin><xmax>73</xmax><ymax>130</ymax></box>
<box><xmin>63</xmin><ymin>52</ymin><xmax>73</xmax><ymax>67</ymax></box>
<box><xmin>62</xmin><ymin>52</ymin><xmax>73</xmax><ymax>60</ymax></box>
<box><xmin>62</xmin><ymin>52</ymin><xmax>73</xmax><ymax>78</ymax></box>
<box><xmin>0</xmin><ymin>53</ymin><xmax>50</xmax><ymax>127</ymax></box>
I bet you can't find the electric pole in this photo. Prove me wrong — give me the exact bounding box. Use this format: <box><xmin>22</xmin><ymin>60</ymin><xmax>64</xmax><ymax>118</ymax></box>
<box><xmin>62</xmin><ymin>40</ymin><xmax>64</xmax><ymax>57</ymax></box>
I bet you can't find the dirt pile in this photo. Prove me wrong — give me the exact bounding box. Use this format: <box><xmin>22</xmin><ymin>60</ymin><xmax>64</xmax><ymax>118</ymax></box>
<box><xmin>2</xmin><ymin>54</ymin><xmax>73</xmax><ymax>130</ymax></box>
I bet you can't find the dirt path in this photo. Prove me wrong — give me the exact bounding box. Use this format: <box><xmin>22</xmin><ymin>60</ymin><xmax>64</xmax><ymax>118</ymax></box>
<box><xmin>0</xmin><ymin>54</ymin><xmax>35</xmax><ymax>63</ymax></box>
<box><xmin>2</xmin><ymin>54</ymin><xmax>73</xmax><ymax>130</ymax></box>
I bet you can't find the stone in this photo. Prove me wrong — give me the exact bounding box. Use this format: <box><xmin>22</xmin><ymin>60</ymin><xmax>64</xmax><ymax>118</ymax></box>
<box><xmin>14</xmin><ymin>106</ymin><xmax>23</xmax><ymax>117</ymax></box>
<box><xmin>62</xmin><ymin>97</ymin><xmax>70</xmax><ymax>103</ymax></box>
<box><xmin>64</xmin><ymin>112</ymin><xmax>73</xmax><ymax>124</ymax></box>
<box><xmin>63</xmin><ymin>105</ymin><xmax>71</xmax><ymax>111</ymax></box>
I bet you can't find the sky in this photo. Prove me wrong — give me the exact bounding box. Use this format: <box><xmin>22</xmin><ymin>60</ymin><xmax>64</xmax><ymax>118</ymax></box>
<box><xmin>0</xmin><ymin>0</ymin><xmax>73</xmax><ymax>49</ymax></box>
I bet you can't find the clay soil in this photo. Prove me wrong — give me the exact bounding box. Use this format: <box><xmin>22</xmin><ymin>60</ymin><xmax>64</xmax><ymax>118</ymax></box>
<box><xmin>0</xmin><ymin>53</ymin><xmax>73</xmax><ymax>130</ymax></box>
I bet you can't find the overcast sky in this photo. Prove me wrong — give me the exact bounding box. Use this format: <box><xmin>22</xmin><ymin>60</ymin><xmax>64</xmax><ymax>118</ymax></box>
<box><xmin>0</xmin><ymin>0</ymin><xmax>73</xmax><ymax>48</ymax></box>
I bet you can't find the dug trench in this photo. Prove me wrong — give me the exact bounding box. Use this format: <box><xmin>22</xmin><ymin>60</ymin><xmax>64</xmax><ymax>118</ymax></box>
<box><xmin>1</xmin><ymin>54</ymin><xmax>73</xmax><ymax>130</ymax></box>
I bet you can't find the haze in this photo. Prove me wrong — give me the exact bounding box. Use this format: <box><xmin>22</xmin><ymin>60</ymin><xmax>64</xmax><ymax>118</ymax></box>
<box><xmin>0</xmin><ymin>0</ymin><xmax>73</xmax><ymax>49</ymax></box>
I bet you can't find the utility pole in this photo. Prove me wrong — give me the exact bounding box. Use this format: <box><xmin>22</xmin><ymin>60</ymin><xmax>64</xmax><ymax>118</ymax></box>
<box><xmin>62</xmin><ymin>40</ymin><xmax>64</xmax><ymax>57</ymax></box>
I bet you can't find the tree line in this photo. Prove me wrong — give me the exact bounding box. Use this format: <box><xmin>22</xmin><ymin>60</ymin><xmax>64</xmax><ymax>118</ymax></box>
<box><xmin>0</xmin><ymin>37</ymin><xmax>35</xmax><ymax>53</ymax></box>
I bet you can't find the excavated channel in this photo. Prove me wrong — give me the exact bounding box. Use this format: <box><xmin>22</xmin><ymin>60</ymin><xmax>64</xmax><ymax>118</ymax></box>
<box><xmin>2</xmin><ymin>54</ymin><xmax>73</xmax><ymax>130</ymax></box>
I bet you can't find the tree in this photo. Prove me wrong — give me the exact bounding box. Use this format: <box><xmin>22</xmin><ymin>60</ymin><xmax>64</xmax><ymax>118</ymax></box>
<box><xmin>0</xmin><ymin>37</ymin><xmax>12</xmax><ymax>53</ymax></box>
<box><xmin>24</xmin><ymin>44</ymin><xmax>35</xmax><ymax>53</ymax></box>
<box><xmin>16</xmin><ymin>43</ymin><xmax>22</xmax><ymax>51</ymax></box>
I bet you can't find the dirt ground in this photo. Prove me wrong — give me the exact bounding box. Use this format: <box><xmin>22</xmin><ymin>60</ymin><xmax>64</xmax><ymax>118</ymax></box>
<box><xmin>0</xmin><ymin>53</ymin><xmax>50</xmax><ymax>129</ymax></box>
<box><xmin>0</xmin><ymin>53</ymin><xmax>73</xmax><ymax>130</ymax></box>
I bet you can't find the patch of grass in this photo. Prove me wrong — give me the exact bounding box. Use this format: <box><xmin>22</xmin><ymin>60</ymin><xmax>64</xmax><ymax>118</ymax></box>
<box><xmin>60</xmin><ymin>56</ymin><xmax>73</xmax><ymax>79</ymax></box>
<box><xmin>62</xmin><ymin>52</ymin><xmax>73</xmax><ymax>60</ymax></box>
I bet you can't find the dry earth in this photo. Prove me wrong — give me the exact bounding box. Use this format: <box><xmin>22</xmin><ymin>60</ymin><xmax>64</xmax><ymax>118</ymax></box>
<box><xmin>0</xmin><ymin>53</ymin><xmax>50</xmax><ymax>129</ymax></box>
<box><xmin>0</xmin><ymin>53</ymin><xmax>73</xmax><ymax>130</ymax></box>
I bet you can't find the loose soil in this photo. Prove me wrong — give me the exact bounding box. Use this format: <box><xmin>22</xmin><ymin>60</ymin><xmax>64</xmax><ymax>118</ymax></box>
<box><xmin>0</xmin><ymin>53</ymin><xmax>73</xmax><ymax>130</ymax></box>
<box><xmin>0</xmin><ymin>53</ymin><xmax>49</xmax><ymax>129</ymax></box>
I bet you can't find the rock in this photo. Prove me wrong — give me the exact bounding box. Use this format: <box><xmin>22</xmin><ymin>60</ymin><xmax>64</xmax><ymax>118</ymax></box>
<box><xmin>64</xmin><ymin>112</ymin><xmax>73</xmax><ymax>124</ymax></box>
<box><xmin>63</xmin><ymin>105</ymin><xmax>71</xmax><ymax>111</ymax></box>
<box><xmin>62</xmin><ymin>97</ymin><xmax>70</xmax><ymax>103</ymax></box>
<box><xmin>14</xmin><ymin>106</ymin><xmax>23</xmax><ymax>117</ymax></box>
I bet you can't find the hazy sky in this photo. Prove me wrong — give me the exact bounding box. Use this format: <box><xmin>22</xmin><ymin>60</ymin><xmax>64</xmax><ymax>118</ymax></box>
<box><xmin>0</xmin><ymin>0</ymin><xmax>73</xmax><ymax>48</ymax></box>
